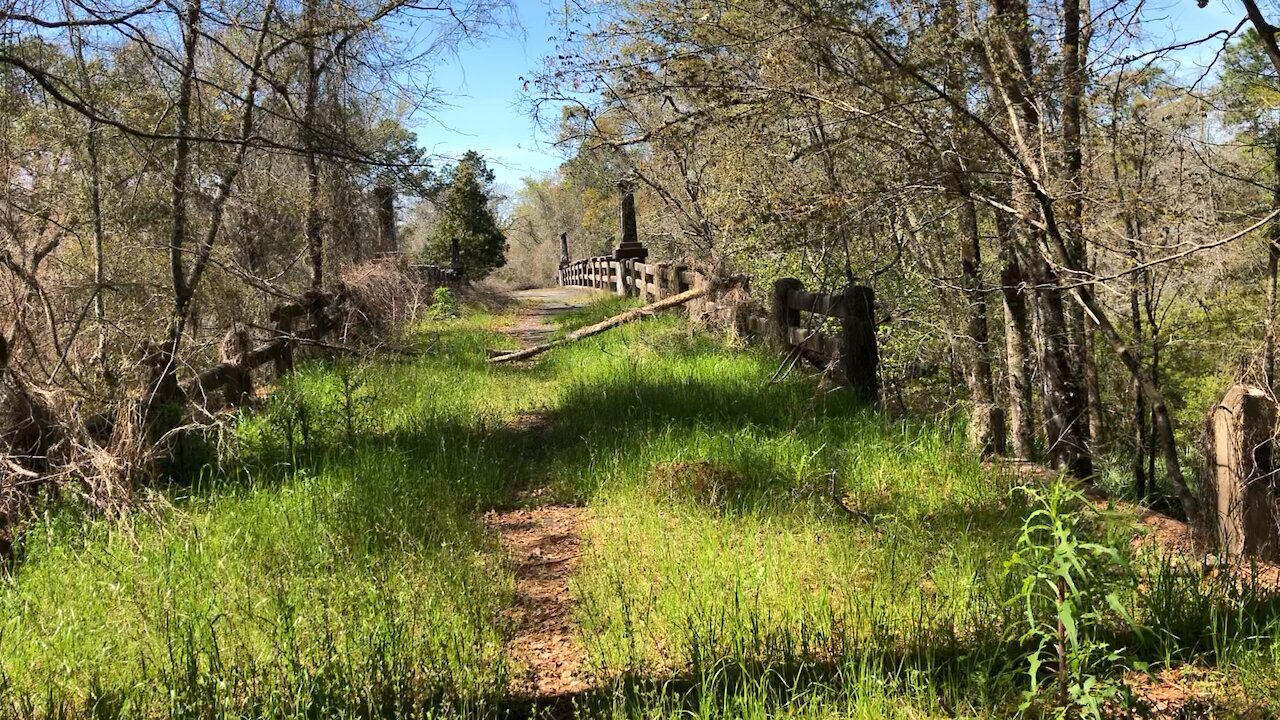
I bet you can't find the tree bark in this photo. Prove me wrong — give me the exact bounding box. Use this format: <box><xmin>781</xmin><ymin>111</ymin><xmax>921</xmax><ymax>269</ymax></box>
<box><xmin>996</xmin><ymin>213</ymin><xmax>1036</xmax><ymax>459</ymax></box>
<box><xmin>1062</xmin><ymin>0</ymin><xmax>1098</xmax><ymax>455</ymax></box>
<box><xmin>303</xmin><ymin>0</ymin><xmax>325</xmax><ymax>291</ymax></box>
<box><xmin>1267</xmin><ymin>138</ymin><xmax>1279</xmax><ymax>389</ymax></box>
<box><xmin>1130</xmin><ymin>261</ymin><xmax>1147</xmax><ymax>499</ymax></box>
<box><xmin>157</xmin><ymin>0</ymin><xmax>203</xmax><ymax>407</ymax></box>
<box><xmin>63</xmin><ymin>4</ymin><xmax>107</xmax><ymax>372</ymax></box>
<box><xmin>1029</xmin><ymin>252</ymin><xmax>1092</xmax><ymax>478</ymax></box>
<box><xmin>957</xmin><ymin>187</ymin><xmax>1005</xmax><ymax>454</ymax></box>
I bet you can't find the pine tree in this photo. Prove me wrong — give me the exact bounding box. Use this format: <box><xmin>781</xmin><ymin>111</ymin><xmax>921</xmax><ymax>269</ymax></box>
<box><xmin>424</xmin><ymin>152</ymin><xmax>507</xmax><ymax>279</ymax></box>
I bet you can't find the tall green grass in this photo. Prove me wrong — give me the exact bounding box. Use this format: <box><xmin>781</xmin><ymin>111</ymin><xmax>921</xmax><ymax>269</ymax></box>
<box><xmin>1</xmin><ymin>298</ymin><xmax>1278</xmax><ymax>718</ymax></box>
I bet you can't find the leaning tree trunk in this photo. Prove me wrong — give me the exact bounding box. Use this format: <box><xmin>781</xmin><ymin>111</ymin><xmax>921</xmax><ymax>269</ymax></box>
<box><xmin>488</xmin><ymin>280</ymin><xmax>738</xmax><ymax>364</ymax></box>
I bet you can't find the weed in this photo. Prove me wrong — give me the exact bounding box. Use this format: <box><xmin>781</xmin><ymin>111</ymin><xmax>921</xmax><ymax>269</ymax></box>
<box><xmin>1003</xmin><ymin>483</ymin><xmax>1136</xmax><ymax>718</ymax></box>
<box><xmin>429</xmin><ymin>286</ymin><xmax>460</xmax><ymax>319</ymax></box>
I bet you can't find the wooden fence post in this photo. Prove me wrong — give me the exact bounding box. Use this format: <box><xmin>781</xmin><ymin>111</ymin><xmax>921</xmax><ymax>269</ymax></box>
<box><xmin>841</xmin><ymin>285</ymin><xmax>879</xmax><ymax>405</ymax></box>
<box><xmin>770</xmin><ymin>278</ymin><xmax>803</xmax><ymax>352</ymax></box>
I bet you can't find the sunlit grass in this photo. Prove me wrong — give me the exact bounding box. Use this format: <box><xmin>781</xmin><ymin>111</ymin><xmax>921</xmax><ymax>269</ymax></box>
<box><xmin>1</xmin><ymin>298</ymin><xmax>1278</xmax><ymax>718</ymax></box>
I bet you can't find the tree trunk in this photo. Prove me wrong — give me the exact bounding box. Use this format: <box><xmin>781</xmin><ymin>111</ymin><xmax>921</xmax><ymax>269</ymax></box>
<box><xmin>1061</xmin><ymin>0</ymin><xmax>1096</xmax><ymax>454</ymax></box>
<box><xmin>1085</xmin><ymin>323</ymin><xmax>1104</xmax><ymax>448</ymax></box>
<box><xmin>1131</xmin><ymin>276</ymin><xmax>1147</xmax><ymax>499</ymax></box>
<box><xmin>1030</xmin><ymin>252</ymin><xmax>1092</xmax><ymax>478</ymax></box>
<box><xmin>997</xmin><ymin>214</ymin><xmax>1036</xmax><ymax>459</ymax></box>
<box><xmin>1267</xmin><ymin>139</ymin><xmax>1279</xmax><ymax>389</ymax></box>
<box><xmin>957</xmin><ymin>187</ymin><xmax>1004</xmax><ymax>454</ymax></box>
<box><xmin>160</xmin><ymin>0</ymin><xmax>203</xmax><ymax>399</ymax></box>
<box><xmin>488</xmin><ymin>279</ymin><xmax>737</xmax><ymax>364</ymax></box>
<box><xmin>63</xmin><ymin>7</ymin><xmax>108</xmax><ymax>372</ymax></box>
<box><xmin>303</xmin><ymin>0</ymin><xmax>324</xmax><ymax>291</ymax></box>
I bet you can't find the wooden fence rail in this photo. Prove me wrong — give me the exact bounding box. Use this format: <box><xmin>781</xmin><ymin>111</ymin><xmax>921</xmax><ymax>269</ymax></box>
<box><xmin>558</xmin><ymin>256</ymin><xmax>878</xmax><ymax>403</ymax></box>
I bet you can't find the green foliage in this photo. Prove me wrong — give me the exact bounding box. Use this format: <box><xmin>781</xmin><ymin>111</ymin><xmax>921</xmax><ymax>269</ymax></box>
<box><xmin>429</xmin><ymin>286</ymin><xmax>460</xmax><ymax>319</ymax></box>
<box><xmin>1221</xmin><ymin>29</ymin><xmax>1280</xmax><ymax>139</ymax></box>
<box><xmin>1003</xmin><ymin>483</ymin><xmax>1136</xmax><ymax>718</ymax></box>
<box><xmin>421</xmin><ymin>151</ymin><xmax>507</xmax><ymax>279</ymax></box>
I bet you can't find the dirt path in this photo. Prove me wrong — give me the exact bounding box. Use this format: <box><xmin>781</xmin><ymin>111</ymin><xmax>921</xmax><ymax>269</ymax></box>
<box><xmin>503</xmin><ymin>287</ymin><xmax>603</xmax><ymax>348</ymax></box>
<box><xmin>487</xmin><ymin>505</ymin><xmax>589</xmax><ymax>697</ymax></box>
<box><xmin>486</xmin><ymin>286</ymin><xmax>604</xmax><ymax>699</ymax></box>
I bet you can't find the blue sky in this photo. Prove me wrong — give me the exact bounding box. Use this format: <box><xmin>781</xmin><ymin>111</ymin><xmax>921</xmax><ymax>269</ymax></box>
<box><xmin>412</xmin><ymin>0</ymin><xmax>1253</xmax><ymax>191</ymax></box>
<box><xmin>408</xmin><ymin>0</ymin><xmax>566</xmax><ymax>192</ymax></box>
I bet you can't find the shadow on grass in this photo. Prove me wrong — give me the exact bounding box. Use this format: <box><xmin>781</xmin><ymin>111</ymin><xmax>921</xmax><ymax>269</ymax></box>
<box><xmin>497</xmin><ymin>639</ymin><xmax>1021</xmax><ymax>719</ymax></box>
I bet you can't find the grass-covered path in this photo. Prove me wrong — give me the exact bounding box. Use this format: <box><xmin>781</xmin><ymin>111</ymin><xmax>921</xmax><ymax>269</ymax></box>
<box><xmin>3</xmin><ymin>293</ymin><xmax>1279</xmax><ymax>718</ymax></box>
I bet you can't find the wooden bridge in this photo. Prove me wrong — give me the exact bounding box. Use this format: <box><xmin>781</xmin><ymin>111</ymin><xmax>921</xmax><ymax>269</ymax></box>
<box><xmin>553</xmin><ymin>186</ymin><xmax>879</xmax><ymax>405</ymax></box>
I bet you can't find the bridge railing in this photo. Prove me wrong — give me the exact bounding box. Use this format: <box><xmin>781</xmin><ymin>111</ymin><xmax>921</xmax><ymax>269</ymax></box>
<box><xmin>558</xmin><ymin>256</ymin><xmax>877</xmax><ymax>403</ymax></box>
<box><xmin>558</xmin><ymin>256</ymin><xmax>699</xmax><ymax>300</ymax></box>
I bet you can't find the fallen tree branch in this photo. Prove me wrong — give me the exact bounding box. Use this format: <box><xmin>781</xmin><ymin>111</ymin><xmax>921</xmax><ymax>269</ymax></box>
<box><xmin>488</xmin><ymin>277</ymin><xmax>741</xmax><ymax>364</ymax></box>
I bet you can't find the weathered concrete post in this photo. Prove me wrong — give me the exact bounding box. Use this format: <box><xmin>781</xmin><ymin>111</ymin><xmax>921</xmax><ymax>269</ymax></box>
<box><xmin>375</xmin><ymin>183</ymin><xmax>396</xmax><ymax>254</ymax></box>
<box><xmin>558</xmin><ymin>232</ymin><xmax>570</xmax><ymax>286</ymax></box>
<box><xmin>220</xmin><ymin>322</ymin><xmax>254</xmax><ymax>407</ymax></box>
<box><xmin>449</xmin><ymin>237</ymin><xmax>464</xmax><ymax>280</ymax></box>
<box><xmin>770</xmin><ymin>278</ymin><xmax>803</xmax><ymax>353</ymax></box>
<box><xmin>841</xmin><ymin>285</ymin><xmax>879</xmax><ymax>406</ymax></box>
<box><xmin>613</xmin><ymin>178</ymin><xmax>648</xmax><ymax>263</ymax></box>
<box><xmin>615</xmin><ymin>258</ymin><xmax>630</xmax><ymax>296</ymax></box>
<box><xmin>655</xmin><ymin>261</ymin><xmax>672</xmax><ymax>299</ymax></box>
<box><xmin>1207</xmin><ymin>384</ymin><xmax>1279</xmax><ymax>561</ymax></box>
